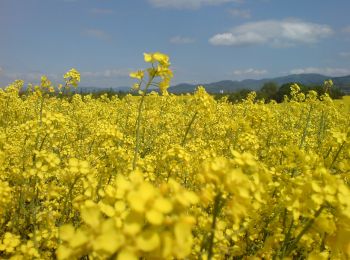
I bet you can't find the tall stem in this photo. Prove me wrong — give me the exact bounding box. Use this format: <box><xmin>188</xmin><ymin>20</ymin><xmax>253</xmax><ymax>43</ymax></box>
<box><xmin>330</xmin><ymin>141</ymin><xmax>345</xmax><ymax>170</ymax></box>
<box><xmin>285</xmin><ymin>205</ymin><xmax>325</xmax><ymax>256</ymax></box>
<box><xmin>181</xmin><ymin>111</ymin><xmax>198</xmax><ymax>146</ymax></box>
<box><xmin>299</xmin><ymin>104</ymin><xmax>313</xmax><ymax>149</ymax></box>
<box><xmin>132</xmin><ymin>76</ymin><xmax>154</xmax><ymax>170</ymax></box>
<box><xmin>207</xmin><ymin>192</ymin><xmax>222</xmax><ymax>260</ymax></box>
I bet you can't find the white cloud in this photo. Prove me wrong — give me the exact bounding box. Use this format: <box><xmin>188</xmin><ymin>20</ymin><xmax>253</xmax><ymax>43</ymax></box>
<box><xmin>0</xmin><ymin>68</ymin><xmax>132</xmax><ymax>88</ymax></box>
<box><xmin>148</xmin><ymin>0</ymin><xmax>235</xmax><ymax>9</ymax></box>
<box><xmin>231</xmin><ymin>68</ymin><xmax>268</xmax><ymax>78</ymax></box>
<box><xmin>342</xmin><ymin>26</ymin><xmax>350</xmax><ymax>34</ymax></box>
<box><xmin>1</xmin><ymin>70</ymin><xmax>60</xmax><ymax>82</ymax></box>
<box><xmin>290</xmin><ymin>67</ymin><xmax>350</xmax><ymax>77</ymax></box>
<box><xmin>228</xmin><ymin>8</ymin><xmax>251</xmax><ymax>19</ymax></box>
<box><xmin>170</xmin><ymin>36</ymin><xmax>195</xmax><ymax>44</ymax></box>
<box><xmin>209</xmin><ymin>19</ymin><xmax>333</xmax><ymax>47</ymax></box>
<box><xmin>210</xmin><ymin>32</ymin><xmax>265</xmax><ymax>46</ymax></box>
<box><xmin>82</xmin><ymin>29</ymin><xmax>111</xmax><ymax>40</ymax></box>
<box><xmin>82</xmin><ymin>69</ymin><xmax>131</xmax><ymax>78</ymax></box>
<box><xmin>1</xmin><ymin>69</ymin><xmax>130</xmax><ymax>82</ymax></box>
<box><xmin>89</xmin><ymin>8</ymin><xmax>114</xmax><ymax>15</ymax></box>
<box><xmin>339</xmin><ymin>52</ymin><xmax>350</xmax><ymax>58</ymax></box>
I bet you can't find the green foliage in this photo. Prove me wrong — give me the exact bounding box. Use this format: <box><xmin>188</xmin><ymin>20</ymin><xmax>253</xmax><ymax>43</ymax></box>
<box><xmin>258</xmin><ymin>82</ymin><xmax>278</xmax><ymax>101</ymax></box>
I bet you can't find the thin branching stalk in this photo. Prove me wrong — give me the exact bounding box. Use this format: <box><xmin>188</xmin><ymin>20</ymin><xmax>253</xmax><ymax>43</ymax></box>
<box><xmin>330</xmin><ymin>141</ymin><xmax>346</xmax><ymax>170</ymax></box>
<box><xmin>299</xmin><ymin>105</ymin><xmax>313</xmax><ymax>149</ymax></box>
<box><xmin>317</xmin><ymin>110</ymin><xmax>326</xmax><ymax>149</ymax></box>
<box><xmin>181</xmin><ymin>111</ymin><xmax>198</xmax><ymax>146</ymax></box>
<box><xmin>132</xmin><ymin>76</ymin><xmax>155</xmax><ymax>170</ymax></box>
<box><xmin>286</xmin><ymin>205</ymin><xmax>325</xmax><ymax>256</ymax></box>
<box><xmin>285</xmin><ymin>205</ymin><xmax>325</xmax><ymax>256</ymax></box>
<box><xmin>207</xmin><ymin>192</ymin><xmax>222</xmax><ymax>260</ymax></box>
<box><xmin>278</xmin><ymin>214</ymin><xmax>294</xmax><ymax>259</ymax></box>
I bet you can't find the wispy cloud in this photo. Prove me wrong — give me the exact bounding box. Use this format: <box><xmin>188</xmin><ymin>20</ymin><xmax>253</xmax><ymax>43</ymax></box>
<box><xmin>230</xmin><ymin>68</ymin><xmax>268</xmax><ymax>78</ymax></box>
<box><xmin>0</xmin><ymin>68</ymin><xmax>132</xmax><ymax>88</ymax></box>
<box><xmin>89</xmin><ymin>8</ymin><xmax>114</xmax><ymax>15</ymax></box>
<box><xmin>339</xmin><ymin>52</ymin><xmax>350</xmax><ymax>58</ymax></box>
<box><xmin>79</xmin><ymin>69</ymin><xmax>132</xmax><ymax>87</ymax></box>
<box><xmin>170</xmin><ymin>36</ymin><xmax>195</xmax><ymax>44</ymax></box>
<box><xmin>342</xmin><ymin>25</ymin><xmax>350</xmax><ymax>34</ymax></box>
<box><xmin>209</xmin><ymin>19</ymin><xmax>333</xmax><ymax>47</ymax></box>
<box><xmin>148</xmin><ymin>0</ymin><xmax>235</xmax><ymax>9</ymax></box>
<box><xmin>82</xmin><ymin>69</ymin><xmax>131</xmax><ymax>78</ymax></box>
<box><xmin>290</xmin><ymin>67</ymin><xmax>350</xmax><ymax>77</ymax></box>
<box><xmin>0</xmin><ymin>69</ymin><xmax>60</xmax><ymax>82</ymax></box>
<box><xmin>82</xmin><ymin>29</ymin><xmax>111</xmax><ymax>41</ymax></box>
<box><xmin>228</xmin><ymin>8</ymin><xmax>251</xmax><ymax>19</ymax></box>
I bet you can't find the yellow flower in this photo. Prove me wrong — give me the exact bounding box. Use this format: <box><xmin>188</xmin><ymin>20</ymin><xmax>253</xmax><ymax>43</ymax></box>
<box><xmin>129</xmin><ymin>70</ymin><xmax>144</xmax><ymax>80</ymax></box>
<box><xmin>136</xmin><ymin>231</ymin><xmax>160</xmax><ymax>252</ymax></box>
<box><xmin>93</xmin><ymin>219</ymin><xmax>124</xmax><ymax>253</ymax></box>
<box><xmin>64</xmin><ymin>68</ymin><xmax>80</xmax><ymax>87</ymax></box>
<box><xmin>153</xmin><ymin>52</ymin><xmax>170</xmax><ymax>66</ymax></box>
<box><xmin>153</xmin><ymin>197</ymin><xmax>173</xmax><ymax>213</ymax></box>
<box><xmin>144</xmin><ymin>52</ymin><xmax>153</xmax><ymax>63</ymax></box>
<box><xmin>99</xmin><ymin>202</ymin><xmax>115</xmax><ymax>217</ymax></box>
<box><xmin>0</xmin><ymin>232</ymin><xmax>21</xmax><ymax>253</ymax></box>
<box><xmin>117</xmin><ymin>249</ymin><xmax>138</xmax><ymax>260</ymax></box>
<box><xmin>174</xmin><ymin>221</ymin><xmax>194</xmax><ymax>257</ymax></box>
<box><xmin>60</xmin><ymin>225</ymin><xmax>75</xmax><ymax>241</ymax></box>
<box><xmin>81</xmin><ymin>204</ymin><xmax>101</xmax><ymax>229</ymax></box>
<box><xmin>69</xmin><ymin>230</ymin><xmax>89</xmax><ymax>248</ymax></box>
<box><xmin>56</xmin><ymin>245</ymin><xmax>73</xmax><ymax>259</ymax></box>
<box><xmin>123</xmin><ymin>212</ymin><xmax>143</xmax><ymax>235</ymax></box>
<box><xmin>146</xmin><ymin>209</ymin><xmax>164</xmax><ymax>225</ymax></box>
<box><xmin>159</xmin><ymin>78</ymin><xmax>171</xmax><ymax>94</ymax></box>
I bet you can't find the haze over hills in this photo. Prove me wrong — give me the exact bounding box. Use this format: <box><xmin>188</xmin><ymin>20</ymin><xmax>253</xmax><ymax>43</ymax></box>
<box><xmin>26</xmin><ymin>73</ymin><xmax>349</xmax><ymax>94</ymax></box>
<box><xmin>169</xmin><ymin>74</ymin><xmax>350</xmax><ymax>94</ymax></box>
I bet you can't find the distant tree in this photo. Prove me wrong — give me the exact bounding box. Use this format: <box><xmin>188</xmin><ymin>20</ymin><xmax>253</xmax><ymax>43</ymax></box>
<box><xmin>330</xmin><ymin>87</ymin><xmax>345</xmax><ymax>99</ymax></box>
<box><xmin>308</xmin><ymin>85</ymin><xmax>324</xmax><ymax>97</ymax></box>
<box><xmin>275</xmin><ymin>82</ymin><xmax>308</xmax><ymax>102</ymax></box>
<box><xmin>226</xmin><ymin>89</ymin><xmax>252</xmax><ymax>103</ymax></box>
<box><xmin>275</xmin><ymin>83</ymin><xmax>293</xmax><ymax>102</ymax></box>
<box><xmin>259</xmin><ymin>82</ymin><xmax>278</xmax><ymax>101</ymax></box>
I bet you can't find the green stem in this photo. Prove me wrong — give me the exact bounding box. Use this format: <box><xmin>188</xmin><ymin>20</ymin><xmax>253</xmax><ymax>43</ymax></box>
<box><xmin>330</xmin><ymin>141</ymin><xmax>345</xmax><ymax>169</ymax></box>
<box><xmin>285</xmin><ymin>205</ymin><xmax>325</xmax><ymax>256</ymax></box>
<box><xmin>279</xmin><ymin>215</ymin><xmax>294</xmax><ymax>259</ymax></box>
<box><xmin>299</xmin><ymin>105</ymin><xmax>313</xmax><ymax>149</ymax></box>
<box><xmin>320</xmin><ymin>233</ymin><xmax>326</xmax><ymax>251</ymax></box>
<box><xmin>39</xmin><ymin>95</ymin><xmax>44</xmax><ymax>126</ymax></box>
<box><xmin>207</xmin><ymin>192</ymin><xmax>222</xmax><ymax>260</ymax></box>
<box><xmin>317</xmin><ymin>110</ymin><xmax>325</xmax><ymax>149</ymax></box>
<box><xmin>181</xmin><ymin>111</ymin><xmax>198</xmax><ymax>146</ymax></box>
<box><xmin>132</xmin><ymin>76</ymin><xmax>154</xmax><ymax>170</ymax></box>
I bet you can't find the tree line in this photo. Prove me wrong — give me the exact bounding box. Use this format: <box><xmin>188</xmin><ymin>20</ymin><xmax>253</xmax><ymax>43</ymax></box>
<box><xmin>213</xmin><ymin>81</ymin><xmax>345</xmax><ymax>103</ymax></box>
<box><xmin>18</xmin><ymin>82</ymin><xmax>344</xmax><ymax>102</ymax></box>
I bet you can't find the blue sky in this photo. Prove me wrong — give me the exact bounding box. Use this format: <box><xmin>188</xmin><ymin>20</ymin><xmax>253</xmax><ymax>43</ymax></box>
<box><xmin>1</xmin><ymin>0</ymin><xmax>350</xmax><ymax>88</ymax></box>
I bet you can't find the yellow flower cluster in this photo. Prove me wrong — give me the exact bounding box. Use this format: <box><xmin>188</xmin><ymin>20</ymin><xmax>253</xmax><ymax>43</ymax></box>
<box><xmin>130</xmin><ymin>52</ymin><xmax>173</xmax><ymax>95</ymax></box>
<box><xmin>0</xmin><ymin>57</ymin><xmax>349</xmax><ymax>259</ymax></box>
<box><xmin>57</xmin><ymin>172</ymin><xmax>198</xmax><ymax>259</ymax></box>
<box><xmin>63</xmin><ymin>68</ymin><xmax>80</xmax><ymax>88</ymax></box>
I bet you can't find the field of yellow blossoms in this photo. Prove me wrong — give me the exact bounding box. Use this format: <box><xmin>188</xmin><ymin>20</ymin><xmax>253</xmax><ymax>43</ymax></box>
<box><xmin>0</xmin><ymin>53</ymin><xmax>349</xmax><ymax>259</ymax></box>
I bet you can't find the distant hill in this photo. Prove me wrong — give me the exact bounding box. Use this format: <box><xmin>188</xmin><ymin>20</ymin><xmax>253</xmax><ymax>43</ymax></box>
<box><xmin>75</xmin><ymin>86</ymin><xmax>131</xmax><ymax>93</ymax></box>
<box><xmin>169</xmin><ymin>74</ymin><xmax>350</xmax><ymax>94</ymax></box>
<box><xmin>67</xmin><ymin>73</ymin><xmax>350</xmax><ymax>94</ymax></box>
<box><xmin>2</xmin><ymin>73</ymin><xmax>349</xmax><ymax>94</ymax></box>
<box><xmin>331</xmin><ymin>75</ymin><xmax>350</xmax><ymax>93</ymax></box>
